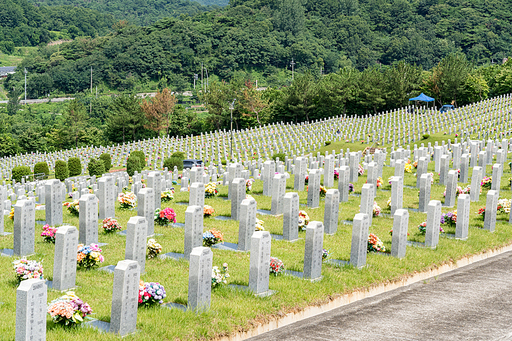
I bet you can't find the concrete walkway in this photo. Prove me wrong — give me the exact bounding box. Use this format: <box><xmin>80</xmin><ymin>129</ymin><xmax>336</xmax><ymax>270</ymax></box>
<box><xmin>248</xmin><ymin>250</ymin><xmax>512</xmax><ymax>341</ymax></box>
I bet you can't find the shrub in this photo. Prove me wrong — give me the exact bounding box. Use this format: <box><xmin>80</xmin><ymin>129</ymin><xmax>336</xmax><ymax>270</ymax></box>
<box><xmin>130</xmin><ymin>150</ymin><xmax>146</xmax><ymax>166</ymax></box>
<box><xmin>12</xmin><ymin>166</ymin><xmax>31</xmax><ymax>182</ymax></box>
<box><xmin>164</xmin><ymin>157</ymin><xmax>183</xmax><ymax>171</ymax></box>
<box><xmin>33</xmin><ymin>162</ymin><xmax>49</xmax><ymax>179</ymax></box>
<box><xmin>127</xmin><ymin>155</ymin><xmax>143</xmax><ymax>176</ymax></box>
<box><xmin>422</xmin><ymin>134</ymin><xmax>430</xmax><ymax>140</ymax></box>
<box><xmin>271</xmin><ymin>153</ymin><xmax>286</xmax><ymax>162</ymax></box>
<box><xmin>54</xmin><ymin>160</ymin><xmax>69</xmax><ymax>181</ymax></box>
<box><xmin>68</xmin><ymin>157</ymin><xmax>82</xmax><ymax>177</ymax></box>
<box><xmin>221</xmin><ymin>159</ymin><xmax>227</xmax><ymax>165</ymax></box>
<box><xmin>99</xmin><ymin>153</ymin><xmax>112</xmax><ymax>172</ymax></box>
<box><xmin>325</xmin><ymin>141</ymin><xmax>331</xmax><ymax>146</ymax></box>
<box><xmin>171</xmin><ymin>151</ymin><xmax>186</xmax><ymax>159</ymax></box>
<box><xmin>87</xmin><ymin>158</ymin><xmax>105</xmax><ymax>177</ymax></box>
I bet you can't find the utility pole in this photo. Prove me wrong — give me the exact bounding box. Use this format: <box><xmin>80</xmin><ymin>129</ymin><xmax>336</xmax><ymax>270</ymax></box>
<box><xmin>90</xmin><ymin>66</ymin><xmax>93</xmax><ymax>115</ymax></box>
<box><xmin>290</xmin><ymin>59</ymin><xmax>295</xmax><ymax>81</ymax></box>
<box><xmin>201</xmin><ymin>62</ymin><xmax>204</xmax><ymax>92</ymax></box>
<box><xmin>24</xmin><ymin>68</ymin><xmax>27</xmax><ymax>104</ymax></box>
<box><xmin>90</xmin><ymin>66</ymin><xmax>93</xmax><ymax>94</ymax></box>
<box><xmin>194</xmin><ymin>74</ymin><xmax>198</xmax><ymax>90</ymax></box>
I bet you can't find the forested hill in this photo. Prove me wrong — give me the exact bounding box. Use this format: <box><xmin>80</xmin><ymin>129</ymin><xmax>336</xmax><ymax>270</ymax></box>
<box><xmin>7</xmin><ymin>0</ymin><xmax>512</xmax><ymax>94</ymax></box>
<box><xmin>0</xmin><ymin>0</ymin><xmax>113</xmax><ymax>52</ymax></box>
<box><xmin>29</xmin><ymin>0</ymin><xmax>227</xmax><ymax>26</ymax></box>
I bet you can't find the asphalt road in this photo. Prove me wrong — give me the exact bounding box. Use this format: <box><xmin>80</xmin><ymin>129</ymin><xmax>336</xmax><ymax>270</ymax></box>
<box><xmin>248</xmin><ymin>250</ymin><xmax>512</xmax><ymax>341</ymax></box>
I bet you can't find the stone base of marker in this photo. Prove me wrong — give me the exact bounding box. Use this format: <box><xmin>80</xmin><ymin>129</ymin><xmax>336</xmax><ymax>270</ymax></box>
<box><xmin>45</xmin><ymin>280</ymin><xmax>77</xmax><ymax>292</ymax></box>
<box><xmin>270</xmin><ymin>234</ymin><xmax>301</xmax><ymax>242</ymax></box>
<box><xmin>211</xmin><ymin>242</ymin><xmax>245</xmax><ymax>252</ymax></box>
<box><xmin>0</xmin><ymin>248</ymin><xmax>14</xmax><ymax>257</ymax></box>
<box><xmin>229</xmin><ymin>284</ymin><xmax>277</xmax><ymax>297</ymax></box>
<box><xmin>284</xmin><ymin>269</ymin><xmax>322</xmax><ymax>282</ymax></box>
<box><xmin>98</xmin><ymin>265</ymin><xmax>117</xmax><ymax>273</ymax></box>
<box><xmin>326</xmin><ymin>259</ymin><xmax>352</xmax><ymax>268</ymax></box>
<box><xmin>163</xmin><ymin>302</ymin><xmax>187</xmax><ymax>312</ymax></box>
<box><xmin>159</xmin><ymin>252</ymin><xmax>185</xmax><ymax>261</ymax></box>
<box><xmin>84</xmin><ymin>319</ymin><xmax>137</xmax><ymax>336</ymax></box>
<box><xmin>406</xmin><ymin>241</ymin><xmax>434</xmax><ymax>249</ymax></box>
<box><xmin>0</xmin><ymin>231</ymin><xmax>12</xmax><ymax>236</ymax></box>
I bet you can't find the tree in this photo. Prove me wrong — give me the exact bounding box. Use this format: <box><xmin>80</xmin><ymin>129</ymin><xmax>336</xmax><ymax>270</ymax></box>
<box><xmin>385</xmin><ymin>61</ymin><xmax>423</xmax><ymax>108</ymax></box>
<box><xmin>107</xmin><ymin>94</ymin><xmax>147</xmax><ymax>143</ymax></box>
<box><xmin>240</xmin><ymin>80</ymin><xmax>268</xmax><ymax>126</ymax></box>
<box><xmin>7</xmin><ymin>87</ymin><xmax>22</xmax><ymax>116</ymax></box>
<box><xmin>140</xmin><ymin>88</ymin><xmax>177</xmax><ymax>135</ymax></box>
<box><xmin>62</xmin><ymin>100</ymin><xmax>88</xmax><ymax>148</ymax></box>
<box><xmin>274</xmin><ymin>0</ymin><xmax>306</xmax><ymax>35</ymax></box>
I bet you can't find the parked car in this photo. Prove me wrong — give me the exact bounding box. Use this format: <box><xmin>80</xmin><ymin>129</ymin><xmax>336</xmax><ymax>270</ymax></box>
<box><xmin>183</xmin><ymin>159</ymin><xmax>203</xmax><ymax>169</ymax></box>
<box><xmin>440</xmin><ymin>104</ymin><xmax>454</xmax><ymax>113</ymax></box>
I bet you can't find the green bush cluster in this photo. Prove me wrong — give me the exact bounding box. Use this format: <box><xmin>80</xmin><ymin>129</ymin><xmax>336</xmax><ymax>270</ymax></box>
<box><xmin>12</xmin><ymin>166</ymin><xmax>31</xmax><ymax>183</ymax></box>
<box><xmin>164</xmin><ymin>157</ymin><xmax>183</xmax><ymax>171</ymax></box>
<box><xmin>127</xmin><ymin>155</ymin><xmax>142</xmax><ymax>176</ymax></box>
<box><xmin>87</xmin><ymin>158</ymin><xmax>105</xmax><ymax>177</ymax></box>
<box><xmin>100</xmin><ymin>153</ymin><xmax>112</xmax><ymax>172</ymax></box>
<box><xmin>54</xmin><ymin>160</ymin><xmax>69</xmax><ymax>181</ymax></box>
<box><xmin>68</xmin><ymin>157</ymin><xmax>82</xmax><ymax>177</ymax></box>
<box><xmin>271</xmin><ymin>153</ymin><xmax>286</xmax><ymax>162</ymax></box>
<box><xmin>33</xmin><ymin>162</ymin><xmax>49</xmax><ymax>179</ymax></box>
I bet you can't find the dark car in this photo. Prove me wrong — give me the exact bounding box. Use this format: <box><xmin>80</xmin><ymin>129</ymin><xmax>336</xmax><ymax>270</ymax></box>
<box><xmin>183</xmin><ymin>159</ymin><xmax>203</xmax><ymax>169</ymax></box>
<box><xmin>440</xmin><ymin>104</ymin><xmax>454</xmax><ymax>113</ymax></box>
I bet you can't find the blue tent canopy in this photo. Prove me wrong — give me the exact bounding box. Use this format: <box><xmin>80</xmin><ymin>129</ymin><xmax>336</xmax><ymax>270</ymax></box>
<box><xmin>409</xmin><ymin>93</ymin><xmax>434</xmax><ymax>102</ymax></box>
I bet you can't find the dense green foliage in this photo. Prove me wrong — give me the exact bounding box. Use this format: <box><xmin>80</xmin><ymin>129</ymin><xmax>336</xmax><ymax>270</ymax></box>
<box><xmin>164</xmin><ymin>157</ymin><xmax>183</xmax><ymax>171</ymax></box>
<box><xmin>0</xmin><ymin>0</ymin><xmax>113</xmax><ymax>51</ymax></box>
<box><xmin>33</xmin><ymin>161</ymin><xmax>49</xmax><ymax>178</ymax></box>
<box><xmin>87</xmin><ymin>157</ymin><xmax>105</xmax><ymax>176</ymax></box>
<box><xmin>126</xmin><ymin>155</ymin><xmax>143</xmax><ymax>176</ymax></box>
<box><xmin>29</xmin><ymin>0</ymin><xmax>222</xmax><ymax>26</ymax></box>
<box><xmin>54</xmin><ymin>160</ymin><xmax>69</xmax><ymax>181</ymax></box>
<box><xmin>11</xmin><ymin>165</ymin><xmax>30</xmax><ymax>182</ymax></box>
<box><xmin>99</xmin><ymin>153</ymin><xmax>112</xmax><ymax>172</ymax></box>
<box><xmin>271</xmin><ymin>152</ymin><xmax>286</xmax><ymax>162</ymax></box>
<box><xmin>171</xmin><ymin>151</ymin><xmax>186</xmax><ymax>159</ymax></box>
<box><xmin>67</xmin><ymin>157</ymin><xmax>81</xmax><ymax>176</ymax></box>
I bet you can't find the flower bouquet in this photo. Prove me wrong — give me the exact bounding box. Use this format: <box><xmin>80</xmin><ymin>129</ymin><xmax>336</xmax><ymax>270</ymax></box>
<box><xmin>322</xmin><ymin>248</ymin><xmax>330</xmax><ymax>261</ymax></box>
<box><xmin>138</xmin><ymin>281</ymin><xmax>166</xmax><ymax>306</ymax></box>
<box><xmin>404</xmin><ymin>163</ymin><xmax>413</xmax><ymax>173</ymax></box>
<box><xmin>372</xmin><ymin>201</ymin><xmax>382</xmax><ymax>217</ymax></box>
<box><xmin>64</xmin><ymin>200</ymin><xmax>79</xmax><ymax>216</ymax></box>
<box><xmin>147</xmin><ymin>239</ymin><xmax>162</xmax><ymax>259</ymax></box>
<box><xmin>413</xmin><ymin>161</ymin><xmax>418</xmax><ymax>169</ymax></box>
<box><xmin>304</xmin><ymin>174</ymin><xmax>309</xmax><ymax>184</ymax></box>
<box><xmin>298</xmin><ymin>210</ymin><xmax>310</xmax><ymax>230</ymax></box>
<box><xmin>386</xmin><ymin>197</ymin><xmax>391</xmax><ymax>208</ymax></box>
<box><xmin>269</xmin><ymin>257</ymin><xmax>284</xmax><ymax>276</ymax></box>
<box><xmin>349</xmin><ymin>183</ymin><xmax>354</xmax><ymax>193</ymax></box>
<box><xmin>246</xmin><ymin>179</ymin><xmax>255</xmax><ymax>193</ymax></box>
<box><xmin>203</xmin><ymin>205</ymin><xmax>215</xmax><ymax>217</ymax></box>
<box><xmin>77</xmin><ymin>244</ymin><xmax>104</xmax><ymax>270</ymax></box>
<box><xmin>203</xmin><ymin>228</ymin><xmax>224</xmax><ymax>247</ymax></box>
<box><xmin>319</xmin><ymin>186</ymin><xmax>327</xmax><ymax>197</ymax></box>
<box><xmin>498</xmin><ymin>198</ymin><xmax>511</xmax><ymax>214</ymax></box>
<box><xmin>9</xmin><ymin>208</ymin><xmax>14</xmax><ymax>221</ymax></box>
<box><xmin>376</xmin><ymin>177</ymin><xmax>383</xmax><ymax>188</ymax></box>
<box><xmin>161</xmin><ymin>189</ymin><xmax>174</xmax><ymax>202</ymax></box>
<box><xmin>154</xmin><ymin>207</ymin><xmax>177</xmax><ymax>226</ymax></box>
<box><xmin>358</xmin><ymin>164</ymin><xmax>365</xmax><ymax>176</ymax></box>
<box><xmin>205</xmin><ymin>182</ymin><xmax>218</xmax><ymax>198</ymax></box>
<box><xmin>481</xmin><ymin>176</ymin><xmax>492</xmax><ymax>189</ymax></box>
<box><xmin>41</xmin><ymin>224</ymin><xmax>58</xmax><ymax>243</ymax></box>
<box><xmin>255</xmin><ymin>218</ymin><xmax>265</xmax><ymax>231</ymax></box>
<box><xmin>477</xmin><ymin>207</ymin><xmax>485</xmax><ymax>218</ymax></box>
<box><xmin>211</xmin><ymin>263</ymin><xmax>229</xmax><ymax>288</ymax></box>
<box><xmin>367</xmin><ymin>233</ymin><xmax>386</xmax><ymax>253</ymax></box>
<box><xmin>418</xmin><ymin>222</ymin><xmax>444</xmax><ymax>234</ymax></box>
<box><xmin>117</xmin><ymin>192</ymin><xmax>136</xmax><ymax>209</ymax></box>
<box><xmin>13</xmin><ymin>258</ymin><xmax>44</xmax><ymax>283</ymax></box>
<box><xmin>333</xmin><ymin>169</ymin><xmax>339</xmax><ymax>180</ymax></box>
<box><xmin>47</xmin><ymin>292</ymin><xmax>92</xmax><ymax>326</ymax></box>
<box><xmin>102</xmin><ymin>217</ymin><xmax>122</xmax><ymax>233</ymax></box>
<box><xmin>440</xmin><ymin>211</ymin><xmax>457</xmax><ymax>227</ymax></box>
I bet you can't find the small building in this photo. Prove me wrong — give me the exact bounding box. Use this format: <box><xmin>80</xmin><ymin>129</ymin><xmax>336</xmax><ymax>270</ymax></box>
<box><xmin>0</xmin><ymin>66</ymin><xmax>16</xmax><ymax>78</ymax></box>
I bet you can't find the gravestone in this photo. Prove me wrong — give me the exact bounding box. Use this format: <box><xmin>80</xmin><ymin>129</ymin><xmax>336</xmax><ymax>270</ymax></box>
<box><xmin>282</xmin><ymin>192</ymin><xmax>299</xmax><ymax>241</ymax></box>
<box><xmin>238</xmin><ymin>198</ymin><xmax>257</xmax><ymax>251</ymax></box>
<box><xmin>15</xmin><ymin>279</ymin><xmax>47</xmax><ymax>341</ymax></box>
<box><xmin>444</xmin><ymin>170</ymin><xmax>457</xmax><ymax>207</ymax></box>
<box><xmin>262</xmin><ymin>161</ymin><xmax>275</xmax><ymax>196</ymax></box>
<box><xmin>271</xmin><ymin>174</ymin><xmax>286</xmax><ymax>216</ymax></box>
<box><xmin>394</xmin><ymin>160</ymin><xmax>405</xmax><ymax>179</ymax></box>
<box><xmin>460</xmin><ymin>154</ymin><xmax>469</xmax><ymax>183</ymax></box>
<box><xmin>184</xmin><ymin>205</ymin><xmax>203</xmax><ymax>260</ymax></box>
<box><xmin>391</xmin><ymin>209</ymin><xmax>408</xmax><ymax>258</ymax></box>
<box><xmin>416</xmin><ymin>157</ymin><xmax>428</xmax><ymax>188</ymax></box>
<box><xmin>231</xmin><ymin>178</ymin><xmax>246</xmax><ymax>220</ymax></box>
<box><xmin>188</xmin><ymin>247</ymin><xmax>213</xmax><ymax>312</ymax></box>
<box><xmin>455</xmin><ymin>194</ymin><xmax>470</xmax><ymax>240</ymax></box>
<box><xmin>323</xmin><ymin>155</ymin><xmax>335</xmax><ymax>187</ymax></box>
<box><xmin>125</xmin><ymin>216</ymin><xmax>147</xmax><ymax>273</ymax></box>
<box><xmin>137</xmin><ymin>188</ymin><xmax>155</xmax><ymax>237</ymax></box>
<box><xmin>249</xmin><ymin>231</ymin><xmax>271</xmax><ymax>295</ymax></box>
<box><xmin>98</xmin><ymin>176</ymin><xmax>115</xmax><ymax>220</ymax></box>
<box><xmin>425</xmin><ymin>200</ymin><xmax>442</xmax><ymax>248</ymax></box>
<box><xmin>45</xmin><ymin>179</ymin><xmax>63</xmax><ymax>226</ymax></box>
<box><xmin>359</xmin><ymin>184</ymin><xmax>375</xmax><ymax>226</ymax></box>
<box><xmin>390</xmin><ymin>176</ymin><xmax>403</xmax><ymax>215</ymax></box>
<box><xmin>491</xmin><ymin>164</ymin><xmax>502</xmax><ymax>192</ymax></box>
<box><xmin>293</xmin><ymin>157</ymin><xmax>306</xmax><ymax>191</ymax></box>
<box><xmin>350</xmin><ymin>213</ymin><xmax>369</xmax><ymax>268</ymax></box>
<box><xmin>109</xmin><ymin>260</ymin><xmax>140</xmax><ymax>336</ymax></box>
<box><xmin>52</xmin><ymin>226</ymin><xmax>78</xmax><ymax>291</ymax></box>
<box><xmin>307</xmin><ymin>170</ymin><xmax>321</xmax><ymax>209</ymax></box>
<box><xmin>303</xmin><ymin>221</ymin><xmax>324</xmax><ymax>280</ymax></box>
<box><xmin>367</xmin><ymin>162</ymin><xmax>378</xmax><ymax>195</ymax></box>
<box><xmin>79</xmin><ymin>194</ymin><xmax>98</xmax><ymax>245</ymax></box>
<box><xmin>324</xmin><ymin>189</ymin><xmax>339</xmax><ymax>235</ymax></box>
<box><xmin>338</xmin><ymin>166</ymin><xmax>350</xmax><ymax>202</ymax></box>
<box><xmin>147</xmin><ymin>172</ymin><xmax>162</xmax><ymax>210</ymax></box>
<box><xmin>419</xmin><ymin>173</ymin><xmax>432</xmax><ymax>213</ymax></box>
<box><xmin>484</xmin><ymin>190</ymin><xmax>498</xmax><ymax>232</ymax></box>
<box><xmin>348</xmin><ymin>152</ymin><xmax>359</xmax><ymax>182</ymax></box>
<box><xmin>14</xmin><ymin>200</ymin><xmax>35</xmax><ymax>256</ymax></box>
<box><xmin>439</xmin><ymin>155</ymin><xmax>449</xmax><ymax>185</ymax></box>
<box><xmin>470</xmin><ymin>166</ymin><xmax>483</xmax><ymax>202</ymax></box>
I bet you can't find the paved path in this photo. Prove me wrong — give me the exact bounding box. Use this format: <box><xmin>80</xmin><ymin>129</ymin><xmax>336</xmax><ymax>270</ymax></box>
<box><xmin>248</xmin><ymin>250</ymin><xmax>512</xmax><ymax>341</ymax></box>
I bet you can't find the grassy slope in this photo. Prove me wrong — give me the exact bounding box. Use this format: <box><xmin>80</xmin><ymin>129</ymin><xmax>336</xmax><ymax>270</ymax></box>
<box><xmin>0</xmin><ymin>148</ymin><xmax>510</xmax><ymax>339</ymax></box>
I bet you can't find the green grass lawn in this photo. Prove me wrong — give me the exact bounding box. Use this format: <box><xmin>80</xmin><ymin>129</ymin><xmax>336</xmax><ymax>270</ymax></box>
<box><xmin>0</xmin><ymin>158</ymin><xmax>510</xmax><ymax>340</ymax></box>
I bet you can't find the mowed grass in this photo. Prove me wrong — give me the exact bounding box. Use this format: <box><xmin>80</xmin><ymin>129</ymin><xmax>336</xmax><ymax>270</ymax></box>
<box><xmin>0</xmin><ymin>158</ymin><xmax>511</xmax><ymax>340</ymax></box>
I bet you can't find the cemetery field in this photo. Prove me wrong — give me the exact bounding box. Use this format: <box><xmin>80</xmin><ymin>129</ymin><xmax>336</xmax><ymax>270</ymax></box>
<box><xmin>1</xmin><ymin>161</ymin><xmax>512</xmax><ymax>340</ymax></box>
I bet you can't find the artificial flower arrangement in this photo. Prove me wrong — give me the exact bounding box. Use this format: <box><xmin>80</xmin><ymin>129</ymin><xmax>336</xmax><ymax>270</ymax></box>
<box><xmin>147</xmin><ymin>239</ymin><xmax>162</xmax><ymax>259</ymax></box>
<box><xmin>64</xmin><ymin>200</ymin><xmax>79</xmax><ymax>216</ymax></box>
<box><xmin>205</xmin><ymin>182</ymin><xmax>219</xmax><ymax>198</ymax></box>
<box><xmin>319</xmin><ymin>186</ymin><xmax>327</xmax><ymax>197</ymax></box>
<box><xmin>161</xmin><ymin>189</ymin><xmax>174</xmax><ymax>202</ymax></box>
<box><xmin>373</xmin><ymin>201</ymin><xmax>382</xmax><ymax>217</ymax></box>
<box><xmin>322</xmin><ymin>248</ymin><xmax>330</xmax><ymax>261</ymax></box>
<box><xmin>298</xmin><ymin>210</ymin><xmax>310</xmax><ymax>230</ymax></box>
<box><xmin>367</xmin><ymin>233</ymin><xmax>386</xmax><ymax>253</ymax></box>
<box><xmin>349</xmin><ymin>183</ymin><xmax>354</xmax><ymax>193</ymax></box>
<box><xmin>41</xmin><ymin>224</ymin><xmax>58</xmax><ymax>243</ymax></box>
<box><xmin>443</xmin><ymin>185</ymin><xmax>472</xmax><ymax>197</ymax></box>
<box><xmin>154</xmin><ymin>207</ymin><xmax>177</xmax><ymax>226</ymax></box>
<box><xmin>117</xmin><ymin>192</ymin><xmax>137</xmax><ymax>209</ymax></box>
<box><xmin>418</xmin><ymin>222</ymin><xmax>444</xmax><ymax>234</ymax></box>
<box><xmin>211</xmin><ymin>263</ymin><xmax>229</xmax><ymax>288</ymax></box>
<box><xmin>246</xmin><ymin>179</ymin><xmax>255</xmax><ymax>193</ymax></box>
<box><xmin>376</xmin><ymin>177</ymin><xmax>383</xmax><ymax>188</ymax></box>
<box><xmin>269</xmin><ymin>257</ymin><xmax>285</xmax><ymax>276</ymax></box>
<box><xmin>386</xmin><ymin>198</ymin><xmax>391</xmax><ymax>208</ymax></box>
<box><xmin>13</xmin><ymin>258</ymin><xmax>44</xmax><ymax>283</ymax></box>
<box><xmin>333</xmin><ymin>169</ymin><xmax>339</xmax><ymax>180</ymax></box>
<box><xmin>304</xmin><ymin>174</ymin><xmax>309</xmax><ymax>184</ymax></box>
<box><xmin>498</xmin><ymin>198</ymin><xmax>511</xmax><ymax>214</ymax></box>
<box><xmin>138</xmin><ymin>281</ymin><xmax>166</xmax><ymax>307</ymax></box>
<box><xmin>47</xmin><ymin>291</ymin><xmax>92</xmax><ymax>326</ymax></box>
<box><xmin>255</xmin><ymin>218</ymin><xmax>265</xmax><ymax>231</ymax></box>
<box><xmin>203</xmin><ymin>205</ymin><xmax>215</xmax><ymax>217</ymax></box>
<box><xmin>481</xmin><ymin>176</ymin><xmax>492</xmax><ymax>189</ymax></box>
<box><xmin>404</xmin><ymin>163</ymin><xmax>413</xmax><ymax>173</ymax></box>
<box><xmin>76</xmin><ymin>244</ymin><xmax>104</xmax><ymax>270</ymax></box>
<box><xmin>203</xmin><ymin>228</ymin><xmax>224</xmax><ymax>247</ymax></box>
<box><xmin>440</xmin><ymin>211</ymin><xmax>457</xmax><ymax>227</ymax></box>
<box><xmin>9</xmin><ymin>207</ymin><xmax>14</xmax><ymax>221</ymax></box>
<box><xmin>358</xmin><ymin>164</ymin><xmax>365</xmax><ymax>176</ymax></box>
<box><xmin>102</xmin><ymin>217</ymin><xmax>122</xmax><ymax>233</ymax></box>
